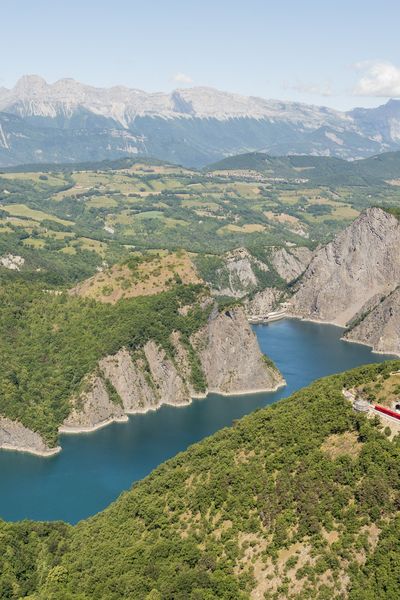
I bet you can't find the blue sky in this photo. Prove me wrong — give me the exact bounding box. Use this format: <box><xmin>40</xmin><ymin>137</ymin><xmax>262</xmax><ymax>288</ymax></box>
<box><xmin>2</xmin><ymin>0</ymin><xmax>400</xmax><ymax>110</ymax></box>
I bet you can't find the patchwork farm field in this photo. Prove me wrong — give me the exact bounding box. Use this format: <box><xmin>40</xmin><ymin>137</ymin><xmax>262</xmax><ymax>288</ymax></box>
<box><xmin>1</xmin><ymin>154</ymin><xmax>400</xmax><ymax>284</ymax></box>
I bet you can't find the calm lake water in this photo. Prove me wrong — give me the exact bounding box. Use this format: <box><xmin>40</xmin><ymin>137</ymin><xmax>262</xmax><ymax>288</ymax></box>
<box><xmin>0</xmin><ymin>319</ymin><xmax>396</xmax><ymax>524</ymax></box>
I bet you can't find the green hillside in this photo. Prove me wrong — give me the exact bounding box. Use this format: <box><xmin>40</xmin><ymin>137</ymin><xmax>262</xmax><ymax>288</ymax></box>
<box><xmin>207</xmin><ymin>150</ymin><xmax>400</xmax><ymax>187</ymax></box>
<box><xmin>1</xmin><ymin>361</ymin><xmax>400</xmax><ymax>599</ymax></box>
<box><xmin>1</xmin><ymin>153</ymin><xmax>400</xmax><ymax>287</ymax></box>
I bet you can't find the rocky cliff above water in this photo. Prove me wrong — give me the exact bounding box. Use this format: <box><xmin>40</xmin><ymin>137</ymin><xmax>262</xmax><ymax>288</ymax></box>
<box><xmin>344</xmin><ymin>286</ymin><xmax>400</xmax><ymax>356</ymax></box>
<box><xmin>192</xmin><ymin>306</ymin><xmax>284</xmax><ymax>394</ymax></box>
<box><xmin>290</xmin><ymin>208</ymin><xmax>400</xmax><ymax>326</ymax></box>
<box><xmin>0</xmin><ymin>417</ymin><xmax>61</xmax><ymax>456</ymax></box>
<box><xmin>244</xmin><ymin>287</ymin><xmax>283</xmax><ymax>320</ymax></box>
<box><xmin>288</xmin><ymin>207</ymin><xmax>400</xmax><ymax>355</ymax></box>
<box><xmin>209</xmin><ymin>246</ymin><xmax>312</xmax><ymax>299</ymax></box>
<box><xmin>62</xmin><ymin>306</ymin><xmax>284</xmax><ymax>433</ymax></box>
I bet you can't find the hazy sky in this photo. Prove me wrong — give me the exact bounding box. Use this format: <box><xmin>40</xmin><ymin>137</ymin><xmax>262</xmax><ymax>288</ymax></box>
<box><xmin>2</xmin><ymin>0</ymin><xmax>400</xmax><ymax>110</ymax></box>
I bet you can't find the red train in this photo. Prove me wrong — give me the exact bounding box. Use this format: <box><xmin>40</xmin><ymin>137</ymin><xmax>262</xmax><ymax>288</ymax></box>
<box><xmin>374</xmin><ymin>404</ymin><xmax>400</xmax><ymax>421</ymax></box>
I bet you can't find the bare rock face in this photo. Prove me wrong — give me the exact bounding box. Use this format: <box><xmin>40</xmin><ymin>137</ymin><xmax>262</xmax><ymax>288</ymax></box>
<box><xmin>209</xmin><ymin>246</ymin><xmax>312</xmax><ymax>299</ymax></box>
<box><xmin>61</xmin><ymin>306</ymin><xmax>283</xmax><ymax>434</ymax></box>
<box><xmin>60</xmin><ymin>375</ymin><xmax>127</xmax><ymax>432</ymax></box>
<box><xmin>244</xmin><ymin>288</ymin><xmax>283</xmax><ymax>319</ymax></box>
<box><xmin>192</xmin><ymin>307</ymin><xmax>284</xmax><ymax>394</ymax></box>
<box><xmin>270</xmin><ymin>247</ymin><xmax>312</xmax><ymax>283</ymax></box>
<box><xmin>344</xmin><ymin>287</ymin><xmax>400</xmax><ymax>355</ymax></box>
<box><xmin>99</xmin><ymin>348</ymin><xmax>159</xmax><ymax>413</ymax></box>
<box><xmin>0</xmin><ymin>417</ymin><xmax>60</xmax><ymax>455</ymax></box>
<box><xmin>61</xmin><ymin>343</ymin><xmax>193</xmax><ymax>432</ymax></box>
<box><xmin>290</xmin><ymin>208</ymin><xmax>400</xmax><ymax>326</ymax></box>
<box><xmin>214</xmin><ymin>248</ymin><xmax>269</xmax><ymax>298</ymax></box>
<box><xmin>143</xmin><ymin>340</ymin><xmax>190</xmax><ymax>404</ymax></box>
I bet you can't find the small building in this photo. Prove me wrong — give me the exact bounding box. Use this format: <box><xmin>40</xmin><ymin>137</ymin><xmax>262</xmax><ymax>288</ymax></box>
<box><xmin>353</xmin><ymin>399</ymin><xmax>370</xmax><ymax>413</ymax></box>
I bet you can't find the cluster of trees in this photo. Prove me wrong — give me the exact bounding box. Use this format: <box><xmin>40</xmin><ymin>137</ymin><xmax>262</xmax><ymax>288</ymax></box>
<box><xmin>0</xmin><ymin>361</ymin><xmax>399</xmax><ymax>598</ymax></box>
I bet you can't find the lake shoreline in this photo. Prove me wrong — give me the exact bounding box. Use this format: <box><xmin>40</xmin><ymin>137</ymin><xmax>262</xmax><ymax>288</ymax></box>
<box><xmin>0</xmin><ymin>443</ymin><xmax>62</xmax><ymax>458</ymax></box>
<box><xmin>2</xmin><ymin>381</ymin><xmax>286</xmax><ymax>457</ymax></box>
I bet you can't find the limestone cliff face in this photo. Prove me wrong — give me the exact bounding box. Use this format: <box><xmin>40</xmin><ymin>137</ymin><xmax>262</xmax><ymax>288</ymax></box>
<box><xmin>290</xmin><ymin>208</ymin><xmax>400</xmax><ymax>326</ymax></box>
<box><xmin>191</xmin><ymin>307</ymin><xmax>284</xmax><ymax>394</ymax></box>
<box><xmin>211</xmin><ymin>246</ymin><xmax>312</xmax><ymax>298</ymax></box>
<box><xmin>61</xmin><ymin>342</ymin><xmax>193</xmax><ymax>432</ymax></box>
<box><xmin>62</xmin><ymin>307</ymin><xmax>284</xmax><ymax>432</ymax></box>
<box><xmin>344</xmin><ymin>287</ymin><xmax>400</xmax><ymax>356</ymax></box>
<box><xmin>60</xmin><ymin>375</ymin><xmax>128</xmax><ymax>432</ymax></box>
<box><xmin>270</xmin><ymin>247</ymin><xmax>312</xmax><ymax>283</ymax></box>
<box><xmin>213</xmin><ymin>248</ymin><xmax>268</xmax><ymax>298</ymax></box>
<box><xmin>0</xmin><ymin>417</ymin><xmax>60</xmax><ymax>456</ymax></box>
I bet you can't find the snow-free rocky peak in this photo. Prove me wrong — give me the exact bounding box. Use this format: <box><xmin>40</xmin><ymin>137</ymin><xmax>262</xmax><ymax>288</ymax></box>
<box><xmin>0</xmin><ymin>75</ymin><xmax>352</xmax><ymax>125</ymax></box>
<box><xmin>290</xmin><ymin>207</ymin><xmax>400</xmax><ymax>327</ymax></box>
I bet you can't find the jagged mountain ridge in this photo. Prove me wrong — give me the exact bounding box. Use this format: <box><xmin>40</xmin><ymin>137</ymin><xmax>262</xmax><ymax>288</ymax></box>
<box><xmin>0</xmin><ymin>75</ymin><xmax>400</xmax><ymax>166</ymax></box>
<box><xmin>0</xmin><ymin>75</ymin><xmax>352</xmax><ymax>124</ymax></box>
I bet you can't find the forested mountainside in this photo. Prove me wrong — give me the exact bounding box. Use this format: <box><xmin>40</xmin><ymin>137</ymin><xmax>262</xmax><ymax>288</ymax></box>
<box><xmin>1</xmin><ymin>76</ymin><xmax>400</xmax><ymax>166</ymax></box>
<box><xmin>1</xmin><ymin>361</ymin><xmax>400</xmax><ymax>599</ymax></box>
<box><xmin>289</xmin><ymin>207</ymin><xmax>400</xmax><ymax>356</ymax></box>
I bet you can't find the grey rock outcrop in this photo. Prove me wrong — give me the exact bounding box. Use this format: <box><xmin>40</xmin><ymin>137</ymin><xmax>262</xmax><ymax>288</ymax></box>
<box><xmin>0</xmin><ymin>417</ymin><xmax>60</xmax><ymax>456</ymax></box>
<box><xmin>210</xmin><ymin>246</ymin><xmax>312</xmax><ymax>299</ymax></box>
<box><xmin>60</xmin><ymin>375</ymin><xmax>128</xmax><ymax>432</ymax></box>
<box><xmin>192</xmin><ymin>307</ymin><xmax>284</xmax><ymax>394</ymax></box>
<box><xmin>61</xmin><ymin>307</ymin><xmax>284</xmax><ymax>433</ymax></box>
<box><xmin>0</xmin><ymin>253</ymin><xmax>25</xmax><ymax>271</ymax></box>
<box><xmin>290</xmin><ymin>208</ymin><xmax>400</xmax><ymax>326</ymax></box>
<box><xmin>213</xmin><ymin>248</ymin><xmax>269</xmax><ymax>298</ymax></box>
<box><xmin>270</xmin><ymin>247</ymin><xmax>312</xmax><ymax>283</ymax></box>
<box><xmin>344</xmin><ymin>287</ymin><xmax>400</xmax><ymax>356</ymax></box>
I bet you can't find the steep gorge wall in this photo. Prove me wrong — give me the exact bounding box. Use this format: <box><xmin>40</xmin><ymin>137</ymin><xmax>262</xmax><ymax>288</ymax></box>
<box><xmin>209</xmin><ymin>246</ymin><xmax>312</xmax><ymax>299</ymax></box>
<box><xmin>58</xmin><ymin>307</ymin><xmax>284</xmax><ymax>437</ymax></box>
<box><xmin>343</xmin><ymin>287</ymin><xmax>400</xmax><ymax>356</ymax></box>
<box><xmin>193</xmin><ymin>306</ymin><xmax>283</xmax><ymax>394</ymax></box>
<box><xmin>290</xmin><ymin>208</ymin><xmax>400</xmax><ymax>326</ymax></box>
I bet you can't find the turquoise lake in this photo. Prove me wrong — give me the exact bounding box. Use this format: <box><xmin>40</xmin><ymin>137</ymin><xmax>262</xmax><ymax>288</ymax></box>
<box><xmin>0</xmin><ymin>319</ymin><xmax>396</xmax><ymax>524</ymax></box>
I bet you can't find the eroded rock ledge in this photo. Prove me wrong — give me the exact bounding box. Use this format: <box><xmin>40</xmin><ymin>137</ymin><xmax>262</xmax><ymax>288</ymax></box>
<box><xmin>1</xmin><ymin>307</ymin><xmax>284</xmax><ymax>455</ymax></box>
<box><xmin>0</xmin><ymin>417</ymin><xmax>61</xmax><ymax>456</ymax></box>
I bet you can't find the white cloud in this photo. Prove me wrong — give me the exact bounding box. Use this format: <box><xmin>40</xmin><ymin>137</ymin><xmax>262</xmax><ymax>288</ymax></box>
<box><xmin>172</xmin><ymin>72</ymin><xmax>193</xmax><ymax>84</ymax></box>
<box><xmin>353</xmin><ymin>60</ymin><xmax>400</xmax><ymax>97</ymax></box>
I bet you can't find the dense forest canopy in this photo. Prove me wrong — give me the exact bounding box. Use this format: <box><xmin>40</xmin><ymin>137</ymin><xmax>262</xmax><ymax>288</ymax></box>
<box><xmin>1</xmin><ymin>361</ymin><xmax>399</xmax><ymax>599</ymax></box>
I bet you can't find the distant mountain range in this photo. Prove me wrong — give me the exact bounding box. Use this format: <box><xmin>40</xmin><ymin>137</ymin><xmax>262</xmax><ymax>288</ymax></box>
<box><xmin>1</xmin><ymin>75</ymin><xmax>400</xmax><ymax>167</ymax></box>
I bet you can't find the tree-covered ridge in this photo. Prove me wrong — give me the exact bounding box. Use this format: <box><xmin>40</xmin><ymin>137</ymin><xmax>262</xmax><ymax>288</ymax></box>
<box><xmin>0</xmin><ymin>282</ymin><xmax>209</xmax><ymax>444</ymax></box>
<box><xmin>1</xmin><ymin>361</ymin><xmax>399</xmax><ymax>599</ymax></box>
<box><xmin>207</xmin><ymin>151</ymin><xmax>400</xmax><ymax>187</ymax></box>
